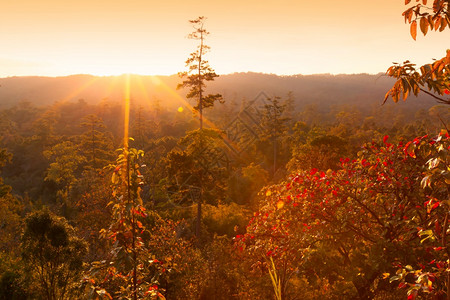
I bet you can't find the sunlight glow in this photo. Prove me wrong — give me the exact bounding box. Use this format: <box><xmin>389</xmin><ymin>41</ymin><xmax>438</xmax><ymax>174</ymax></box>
<box><xmin>58</xmin><ymin>76</ymin><xmax>100</xmax><ymax>103</ymax></box>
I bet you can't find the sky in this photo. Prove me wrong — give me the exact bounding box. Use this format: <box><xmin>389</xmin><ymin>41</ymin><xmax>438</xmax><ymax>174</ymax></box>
<box><xmin>0</xmin><ymin>0</ymin><xmax>449</xmax><ymax>77</ymax></box>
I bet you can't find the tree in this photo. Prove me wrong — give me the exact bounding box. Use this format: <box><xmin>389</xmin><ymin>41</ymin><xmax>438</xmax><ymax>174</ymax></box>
<box><xmin>79</xmin><ymin>114</ymin><xmax>114</xmax><ymax>171</ymax></box>
<box><xmin>43</xmin><ymin>141</ymin><xmax>86</xmax><ymax>207</ymax></box>
<box><xmin>237</xmin><ymin>136</ymin><xmax>438</xmax><ymax>299</ymax></box>
<box><xmin>0</xmin><ymin>147</ymin><xmax>23</xmax><ymax>258</ymax></box>
<box><xmin>388</xmin><ymin>132</ymin><xmax>450</xmax><ymax>299</ymax></box>
<box><xmin>258</xmin><ymin>97</ymin><xmax>291</xmax><ymax>177</ymax></box>
<box><xmin>165</xmin><ymin>128</ymin><xmax>228</xmax><ymax>238</ymax></box>
<box><xmin>177</xmin><ymin>16</ymin><xmax>223</xmax><ymax>238</ymax></box>
<box><xmin>21</xmin><ymin>209</ymin><xmax>87</xmax><ymax>300</ymax></box>
<box><xmin>384</xmin><ymin>1</ymin><xmax>450</xmax><ymax>105</ymax></box>
<box><xmin>85</xmin><ymin>147</ymin><xmax>166</xmax><ymax>300</ymax></box>
<box><xmin>177</xmin><ymin>16</ymin><xmax>223</xmax><ymax>130</ymax></box>
<box><xmin>287</xmin><ymin>124</ymin><xmax>349</xmax><ymax>172</ymax></box>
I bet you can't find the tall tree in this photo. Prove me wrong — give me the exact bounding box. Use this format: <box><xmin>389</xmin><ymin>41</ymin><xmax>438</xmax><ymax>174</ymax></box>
<box><xmin>177</xmin><ymin>16</ymin><xmax>223</xmax><ymax>238</ymax></box>
<box><xmin>177</xmin><ymin>16</ymin><xmax>223</xmax><ymax>130</ymax></box>
<box><xmin>79</xmin><ymin>114</ymin><xmax>114</xmax><ymax>171</ymax></box>
<box><xmin>258</xmin><ymin>97</ymin><xmax>291</xmax><ymax>177</ymax></box>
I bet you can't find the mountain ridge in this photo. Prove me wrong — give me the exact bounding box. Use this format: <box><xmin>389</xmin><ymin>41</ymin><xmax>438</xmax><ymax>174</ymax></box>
<box><xmin>0</xmin><ymin>72</ymin><xmax>435</xmax><ymax>112</ymax></box>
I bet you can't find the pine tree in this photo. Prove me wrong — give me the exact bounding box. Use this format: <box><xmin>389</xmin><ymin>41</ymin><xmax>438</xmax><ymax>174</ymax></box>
<box><xmin>79</xmin><ymin>114</ymin><xmax>114</xmax><ymax>171</ymax></box>
<box><xmin>177</xmin><ymin>16</ymin><xmax>223</xmax><ymax>130</ymax></box>
<box><xmin>177</xmin><ymin>16</ymin><xmax>223</xmax><ymax>238</ymax></box>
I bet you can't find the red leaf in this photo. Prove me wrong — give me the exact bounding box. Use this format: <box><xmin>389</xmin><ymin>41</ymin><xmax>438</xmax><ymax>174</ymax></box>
<box><xmin>383</xmin><ymin>135</ymin><xmax>389</xmax><ymax>143</ymax></box>
<box><xmin>431</xmin><ymin>202</ymin><xmax>440</xmax><ymax>210</ymax></box>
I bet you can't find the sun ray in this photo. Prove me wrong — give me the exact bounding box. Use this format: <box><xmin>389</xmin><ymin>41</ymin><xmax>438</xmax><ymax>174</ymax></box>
<box><xmin>135</xmin><ymin>75</ymin><xmax>155</xmax><ymax>112</ymax></box>
<box><xmin>57</xmin><ymin>76</ymin><xmax>100</xmax><ymax>103</ymax></box>
<box><xmin>122</xmin><ymin>74</ymin><xmax>244</xmax><ymax>155</ymax></box>
<box><xmin>104</xmin><ymin>75</ymin><xmax>121</xmax><ymax>101</ymax></box>
<box><xmin>149</xmin><ymin>77</ymin><xmax>243</xmax><ymax>153</ymax></box>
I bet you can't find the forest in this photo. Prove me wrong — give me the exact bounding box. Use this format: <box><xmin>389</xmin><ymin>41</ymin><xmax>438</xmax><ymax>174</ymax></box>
<box><xmin>1</xmin><ymin>1</ymin><xmax>450</xmax><ymax>300</ymax></box>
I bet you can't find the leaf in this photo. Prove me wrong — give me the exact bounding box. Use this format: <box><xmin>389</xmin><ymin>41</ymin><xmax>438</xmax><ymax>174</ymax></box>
<box><xmin>421</xmin><ymin>176</ymin><xmax>431</xmax><ymax>188</ymax></box>
<box><xmin>439</xmin><ymin>17</ymin><xmax>447</xmax><ymax>31</ymax></box>
<box><xmin>111</xmin><ymin>173</ymin><xmax>118</xmax><ymax>184</ymax></box>
<box><xmin>96</xmin><ymin>289</ymin><xmax>112</xmax><ymax>299</ymax></box>
<box><xmin>404</xmin><ymin>141</ymin><xmax>416</xmax><ymax>158</ymax></box>
<box><xmin>401</xmin><ymin>78</ymin><xmax>410</xmax><ymax>100</ymax></box>
<box><xmin>420</xmin><ymin>17</ymin><xmax>429</xmax><ymax>35</ymax></box>
<box><xmin>427</xmin><ymin>157</ymin><xmax>441</xmax><ymax>169</ymax></box>
<box><xmin>420</xmin><ymin>235</ymin><xmax>432</xmax><ymax>243</ymax></box>
<box><xmin>403</xmin><ymin>87</ymin><xmax>410</xmax><ymax>100</ymax></box>
<box><xmin>411</xmin><ymin>20</ymin><xmax>417</xmax><ymax>40</ymax></box>
<box><xmin>419</xmin><ymin>229</ymin><xmax>434</xmax><ymax>243</ymax></box>
<box><xmin>426</xmin><ymin>17</ymin><xmax>434</xmax><ymax>33</ymax></box>
<box><xmin>434</xmin><ymin>16</ymin><xmax>441</xmax><ymax>30</ymax></box>
<box><xmin>405</xmin><ymin>0</ymin><xmax>411</xmax><ymax>4</ymax></box>
<box><xmin>383</xmin><ymin>90</ymin><xmax>391</xmax><ymax>103</ymax></box>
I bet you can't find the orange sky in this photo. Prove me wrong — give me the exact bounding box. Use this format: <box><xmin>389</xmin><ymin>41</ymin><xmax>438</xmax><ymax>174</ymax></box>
<box><xmin>0</xmin><ymin>0</ymin><xmax>448</xmax><ymax>77</ymax></box>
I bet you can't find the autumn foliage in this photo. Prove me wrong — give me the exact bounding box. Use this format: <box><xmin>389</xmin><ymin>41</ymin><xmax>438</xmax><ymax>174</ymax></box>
<box><xmin>237</xmin><ymin>133</ymin><xmax>450</xmax><ymax>299</ymax></box>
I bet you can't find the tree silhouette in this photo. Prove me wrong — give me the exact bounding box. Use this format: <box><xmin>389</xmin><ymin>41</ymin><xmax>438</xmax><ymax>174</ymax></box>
<box><xmin>177</xmin><ymin>16</ymin><xmax>223</xmax><ymax>130</ymax></box>
<box><xmin>177</xmin><ymin>16</ymin><xmax>223</xmax><ymax>239</ymax></box>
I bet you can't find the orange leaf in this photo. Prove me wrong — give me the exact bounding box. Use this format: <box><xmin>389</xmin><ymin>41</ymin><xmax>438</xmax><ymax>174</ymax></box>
<box><xmin>439</xmin><ymin>17</ymin><xmax>447</xmax><ymax>31</ymax></box>
<box><xmin>411</xmin><ymin>20</ymin><xmax>417</xmax><ymax>40</ymax></box>
<box><xmin>434</xmin><ymin>16</ymin><xmax>441</xmax><ymax>30</ymax></box>
<box><xmin>383</xmin><ymin>90</ymin><xmax>391</xmax><ymax>103</ymax></box>
<box><xmin>420</xmin><ymin>17</ymin><xmax>429</xmax><ymax>35</ymax></box>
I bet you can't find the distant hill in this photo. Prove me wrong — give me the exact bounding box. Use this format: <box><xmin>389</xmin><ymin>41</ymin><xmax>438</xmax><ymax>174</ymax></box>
<box><xmin>0</xmin><ymin>73</ymin><xmax>438</xmax><ymax>112</ymax></box>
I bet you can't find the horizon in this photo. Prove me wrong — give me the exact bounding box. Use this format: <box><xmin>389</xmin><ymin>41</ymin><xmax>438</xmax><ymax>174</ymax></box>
<box><xmin>0</xmin><ymin>70</ymin><xmax>388</xmax><ymax>79</ymax></box>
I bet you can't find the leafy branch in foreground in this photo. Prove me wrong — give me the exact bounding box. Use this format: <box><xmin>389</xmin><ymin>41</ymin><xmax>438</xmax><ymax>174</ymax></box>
<box><xmin>83</xmin><ymin>147</ymin><xmax>166</xmax><ymax>300</ymax></box>
<box><xmin>385</xmin><ymin>0</ymin><xmax>450</xmax><ymax>105</ymax></box>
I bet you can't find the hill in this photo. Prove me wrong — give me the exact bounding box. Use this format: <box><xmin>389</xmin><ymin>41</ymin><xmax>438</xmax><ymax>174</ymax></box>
<box><xmin>0</xmin><ymin>73</ymin><xmax>438</xmax><ymax>113</ymax></box>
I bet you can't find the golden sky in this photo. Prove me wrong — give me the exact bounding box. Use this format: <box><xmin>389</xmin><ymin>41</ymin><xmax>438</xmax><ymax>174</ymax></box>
<box><xmin>0</xmin><ymin>0</ymin><xmax>449</xmax><ymax>77</ymax></box>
